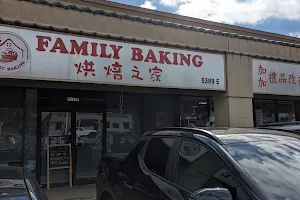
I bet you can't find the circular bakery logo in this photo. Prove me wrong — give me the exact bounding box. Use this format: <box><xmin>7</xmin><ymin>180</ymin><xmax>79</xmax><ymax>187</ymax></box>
<box><xmin>0</xmin><ymin>31</ymin><xmax>30</xmax><ymax>72</ymax></box>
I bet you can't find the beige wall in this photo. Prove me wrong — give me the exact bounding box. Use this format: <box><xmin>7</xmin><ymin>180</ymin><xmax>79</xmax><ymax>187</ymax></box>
<box><xmin>1</xmin><ymin>0</ymin><xmax>300</xmax><ymax>127</ymax></box>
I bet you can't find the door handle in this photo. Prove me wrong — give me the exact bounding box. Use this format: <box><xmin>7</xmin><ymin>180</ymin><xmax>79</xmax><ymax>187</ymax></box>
<box><xmin>123</xmin><ymin>181</ymin><xmax>133</xmax><ymax>189</ymax></box>
<box><xmin>118</xmin><ymin>172</ymin><xmax>133</xmax><ymax>190</ymax></box>
<box><xmin>134</xmin><ymin>183</ymin><xmax>162</xmax><ymax>198</ymax></box>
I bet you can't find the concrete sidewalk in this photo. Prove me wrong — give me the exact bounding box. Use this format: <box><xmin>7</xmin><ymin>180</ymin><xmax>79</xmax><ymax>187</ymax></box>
<box><xmin>45</xmin><ymin>184</ymin><xmax>96</xmax><ymax>200</ymax></box>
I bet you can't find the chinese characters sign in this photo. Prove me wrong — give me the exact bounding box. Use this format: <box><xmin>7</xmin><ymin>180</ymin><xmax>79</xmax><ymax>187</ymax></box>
<box><xmin>253</xmin><ymin>59</ymin><xmax>300</xmax><ymax>95</ymax></box>
<box><xmin>0</xmin><ymin>26</ymin><xmax>225</xmax><ymax>91</ymax></box>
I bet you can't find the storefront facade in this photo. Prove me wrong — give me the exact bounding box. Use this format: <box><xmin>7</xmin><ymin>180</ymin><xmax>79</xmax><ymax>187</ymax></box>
<box><xmin>1</xmin><ymin>0</ymin><xmax>300</xmax><ymax>187</ymax></box>
<box><xmin>253</xmin><ymin>59</ymin><xmax>300</xmax><ymax>126</ymax></box>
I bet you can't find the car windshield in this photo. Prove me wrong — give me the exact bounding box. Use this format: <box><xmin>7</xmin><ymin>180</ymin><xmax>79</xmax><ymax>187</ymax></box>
<box><xmin>224</xmin><ymin>136</ymin><xmax>300</xmax><ymax>200</ymax></box>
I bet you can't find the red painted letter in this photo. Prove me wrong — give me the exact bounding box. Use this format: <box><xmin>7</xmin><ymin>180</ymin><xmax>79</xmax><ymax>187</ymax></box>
<box><xmin>36</xmin><ymin>36</ymin><xmax>51</xmax><ymax>51</ymax></box>
<box><xmin>110</xmin><ymin>45</ymin><xmax>123</xmax><ymax>59</ymax></box>
<box><xmin>159</xmin><ymin>51</ymin><xmax>171</xmax><ymax>65</ymax></box>
<box><xmin>192</xmin><ymin>55</ymin><xmax>203</xmax><ymax>67</ymax></box>
<box><xmin>90</xmin><ymin>42</ymin><xmax>98</xmax><ymax>57</ymax></box>
<box><xmin>70</xmin><ymin>40</ymin><xmax>89</xmax><ymax>56</ymax></box>
<box><xmin>179</xmin><ymin>53</ymin><xmax>191</xmax><ymax>66</ymax></box>
<box><xmin>131</xmin><ymin>48</ymin><xmax>143</xmax><ymax>61</ymax></box>
<box><xmin>99</xmin><ymin>44</ymin><xmax>112</xmax><ymax>58</ymax></box>
<box><xmin>172</xmin><ymin>53</ymin><xmax>179</xmax><ymax>65</ymax></box>
<box><xmin>50</xmin><ymin>38</ymin><xmax>69</xmax><ymax>54</ymax></box>
<box><xmin>144</xmin><ymin>49</ymin><xmax>158</xmax><ymax>63</ymax></box>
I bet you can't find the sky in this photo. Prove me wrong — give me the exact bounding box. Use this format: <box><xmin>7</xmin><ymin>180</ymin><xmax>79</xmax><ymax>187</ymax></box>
<box><xmin>109</xmin><ymin>0</ymin><xmax>300</xmax><ymax>38</ymax></box>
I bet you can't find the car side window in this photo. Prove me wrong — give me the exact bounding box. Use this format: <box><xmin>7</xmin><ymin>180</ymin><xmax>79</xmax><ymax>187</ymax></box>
<box><xmin>123</xmin><ymin>140</ymin><xmax>147</xmax><ymax>170</ymax></box>
<box><xmin>123</xmin><ymin>139</ymin><xmax>163</xmax><ymax>196</ymax></box>
<box><xmin>176</xmin><ymin>140</ymin><xmax>242</xmax><ymax>200</ymax></box>
<box><xmin>143</xmin><ymin>138</ymin><xmax>175</xmax><ymax>177</ymax></box>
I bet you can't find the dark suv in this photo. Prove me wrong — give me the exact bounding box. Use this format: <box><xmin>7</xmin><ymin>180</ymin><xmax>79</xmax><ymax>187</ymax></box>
<box><xmin>97</xmin><ymin>127</ymin><xmax>300</xmax><ymax>200</ymax></box>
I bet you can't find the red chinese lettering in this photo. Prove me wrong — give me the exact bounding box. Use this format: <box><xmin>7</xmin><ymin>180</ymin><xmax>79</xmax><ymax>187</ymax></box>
<box><xmin>149</xmin><ymin>66</ymin><xmax>162</xmax><ymax>82</ymax></box>
<box><xmin>258</xmin><ymin>65</ymin><xmax>267</xmax><ymax>75</ymax></box>
<box><xmin>279</xmin><ymin>73</ymin><xmax>287</xmax><ymax>83</ymax></box>
<box><xmin>298</xmin><ymin>77</ymin><xmax>300</xmax><ymax>85</ymax></box>
<box><xmin>104</xmin><ymin>62</ymin><xmax>122</xmax><ymax>80</ymax></box>
<box><xmin>74</xmin><ymin>60</ymin><xmax>96</xmax><ymax>77</ymax></box>
<box><xmin>258</xmin><ymin>77</ymin><xmax>267</xmax><ymax>88</ymax></box>
<box><xmin>289</xmin><ymin>74</ymin><xmax>296</xmax><ymax>84</ymax></box>
<box><xmin>268</xmin><ymin>71</ymin><xmax>277</xmax><ymax>83</ymax></box>
<box><xmin>132</xmin><ymin>66</ymin><xmax>143</xmax><ymax>80</ymax></box>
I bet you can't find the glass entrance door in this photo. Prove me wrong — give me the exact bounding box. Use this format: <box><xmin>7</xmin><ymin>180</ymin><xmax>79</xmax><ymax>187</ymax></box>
<box><xmin>39</xmin><ymin>111</ymin><xmax>105</xmax><ymax>186</ymax></box>
<box><xmin>40</xmin><ymin>111</ymin><xmax>71</xmax><ymax>185</ymax></box>
<box><xmin>75</xmin><ymin>112</ymin><xmax>103</xmax><ymax>181</ymax></box>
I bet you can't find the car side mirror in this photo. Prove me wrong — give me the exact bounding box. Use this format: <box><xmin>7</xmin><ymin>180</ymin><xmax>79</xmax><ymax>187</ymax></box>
<box><xmin>189</xmin><ymin>188</ymin><xmax>233</xmax><ymax>200</ymax></box>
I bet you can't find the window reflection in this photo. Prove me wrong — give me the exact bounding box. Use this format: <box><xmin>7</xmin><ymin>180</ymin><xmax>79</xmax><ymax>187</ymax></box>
<box><xmin>76</xmin><ymin>112</ymin><xmax>103</xmax><ymax>180</ymax></box>
<box><xmin>40</xmin><ymin>112</ymin><xmax>71</xmax><ymax>184</ymax></box>
<box><xmin>180</xmin><ymin>97</ymin><xmax>209</xmax><ymax>127</ymax></box>
<box><xmin>278</xmin><ymin>101</ymin><xmax>295</xmax><ymax>122</ymax></box>
<box><xmin>226</xmin><ymin>137</ymin><xmax>300</xmax><ymax>200</ymax></box>
<box><xmin>143</xmin><ymin>95</ymin><xmax>174</xmax><ymax>131</ymax></box>
<box><xmin>106</xmin><ymin>93</ymin><xmax>141</xmax><ymax>154</ymax></box>
<box><xmin>0</xmin><ymin>87</ymin><xmax>24</xmax><ymax>167</ymax></box>
<box><xmin>254</xmin><ymin>100</ymin><xmax>275</xmax><ymax>126</ymax></box>
<box><xmin>106</xmin><ymin>111</ymin><xmax>139</xmax><ymax>153</ymax></box>
<box><xmin>0</xmin><ymin>108</ymin><xmax>23</xmax><ymax>166</ymax></box>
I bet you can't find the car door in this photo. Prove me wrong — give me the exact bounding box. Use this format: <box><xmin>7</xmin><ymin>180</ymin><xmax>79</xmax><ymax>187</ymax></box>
<box><xmin>167</xmin><ymin>139</ymin><xmax>249</xmax><ymax>200</ymax></box>
<box><xmin>121</xmin><ymin>137</ymin><xmax>177</xmax><ymax>200</ymax></box>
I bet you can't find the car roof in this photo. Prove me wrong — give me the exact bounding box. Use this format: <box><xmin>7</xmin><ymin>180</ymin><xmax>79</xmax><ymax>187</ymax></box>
<box><xmin>208</xmin><ymin>127</ymin><xmax>300</xmax><ymax>144</ymax></box>
<box><xmin>144</xmin><ymin>127</ymin><xmax>300</xmax><ymax>145</ymax></box>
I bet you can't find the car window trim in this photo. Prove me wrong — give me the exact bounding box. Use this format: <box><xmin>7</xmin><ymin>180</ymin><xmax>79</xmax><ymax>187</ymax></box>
<box><xmin>141</xmin><ymin>136</ymin><xmax>177</xmax><ymax>180</ymax></box>
<box><xmin>165</xmin><ymin>138</ymin><xmax>181</xmax><ymax>182</ymax></box>
<box><xmin>122</xmin><ymin>139</ymin><xmax>148</xmax><ymax>166</ymax></box>
<box><xmin>139</xmin><ymin>137</ymin><xmax>151</xmax><ymax>159</ymax></box>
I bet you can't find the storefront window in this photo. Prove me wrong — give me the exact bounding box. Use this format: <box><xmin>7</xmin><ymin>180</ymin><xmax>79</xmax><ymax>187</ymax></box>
<box><xmin>180</xmin><ymin>96</ymin><xmax>210</xmax><ymax>127</ymax></box>
<box><xmin>0</xmin><ymin>87</ymin><xmax>24</xmax><ymax>167</ymax></box>
<box><xmin>254</xmin><ymin>100</ymin><xmax>276</xmax><ymax>126</ymax></box>
<box><xmin>254</xmin><ymin>99</ymin><xmax>296</xmax><ymax>126</ymax></box>
<box><xmin>278</xmin><ymin>101</ymin><xmax>295</xmax><ymax>122</ymax></box>
<box><xmin>106</xmin><ymin>92</ymin><xmax>141</xmax><ymax>154</ymax></box>
<box><xmin>143</xmin><ymin>94</ymin><xmax>174</xmax><ymax>132</ymax></box>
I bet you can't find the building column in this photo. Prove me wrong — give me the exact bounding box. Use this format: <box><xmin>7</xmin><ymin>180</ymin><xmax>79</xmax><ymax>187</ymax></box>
<box><xmin>213</xmin><ymin>54</ymin><xmax>254</xmax><ymax>127</ymax></box>
<box><xmin>214</xmin><ymin>96</ymin><xmax>253</xmax><ymax>127</ymax></box>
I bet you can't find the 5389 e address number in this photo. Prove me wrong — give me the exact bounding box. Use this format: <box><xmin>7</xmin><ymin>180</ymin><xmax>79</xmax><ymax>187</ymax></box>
<box><xmin>202</xmin><ymin>78</ymin><xmax>220</xmax><ymax>84</ymax></box>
